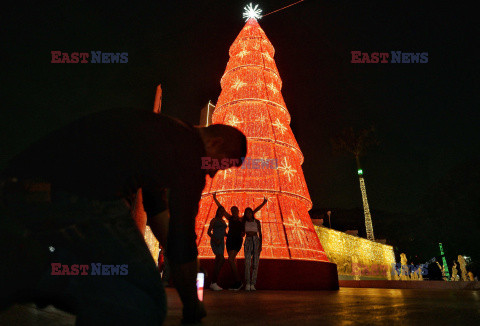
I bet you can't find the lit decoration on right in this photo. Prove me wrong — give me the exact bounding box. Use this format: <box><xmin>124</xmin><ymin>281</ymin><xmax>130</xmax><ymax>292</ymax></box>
<box><xmin>332</xmin><ymin>128</ymin><xmax>378</xmax><ymax>241</ymax></box>
<box><xmin>439</xmin><ymin>243</ymin><xmax>451</xmax><ymax>280</ymax></box>
<box><xmin>358</xmin><ymin>167</ymin><xmax>375</xmax><ymax>241</ymax></box>
<box><xmin>195</xmin><ymin>16</ymin><xmax>329</xmax><ymax>262</ymax></box>
<box><xmin>315</xmin><ymin>226</ymin><xmax>395</xmax><ymax>280</ymax></box>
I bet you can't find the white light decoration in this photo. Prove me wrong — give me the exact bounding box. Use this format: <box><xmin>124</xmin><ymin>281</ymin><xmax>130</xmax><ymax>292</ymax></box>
<box><xmin>232</xmin><ymin>77</ymin><xmax>247</xmax><ymax>90</ymax></box>
<box><xmin>285</xmin><ymin>210</ymin><xmax>308</xmax><ymax>247</ymax></box>
<box><xmin>205</xmin><ymin>100</ymin><xmax>215</xmax><ymax>126</ymax></box>
<box><xmin>278</xmin><ymin>157</ymin><xmax>297</xmax><ymax>182</ymax></box>
<box><xmin>262</xmin><ymin>52</ymin><xmax>274</xmax><ymax>62</ymax></box>
<box><xmin>257</xmin><ymin>114</ymin><xmax>267</xmax><ymax>124</ymax></box>
<box><xmin>236</xmin><ymin>49</ymin><xmax>250</xmax><ymax>59</ymax></box>
<box><xmin>223</xmin><ymin>168</ymin><xmax>230</xmax><ymax>180</ymax></box>
<box><xmin>243</xmin><ymin>3</ymin><xmax>262</xmax><ymax>21</ymax></box>
<box><xmin>272</xmin><ymin>118</ymin><xmax>287</xmax><ymax>134</ymax></box>
<box><xmin>226</xmin><ymin>115</ymin><xmax>244</xmax><ymax>127</ymax></box>
<box><xmin>267</xmin><ymin>82</ymin><xmax>279</xmax><ymax>94</ymax></box>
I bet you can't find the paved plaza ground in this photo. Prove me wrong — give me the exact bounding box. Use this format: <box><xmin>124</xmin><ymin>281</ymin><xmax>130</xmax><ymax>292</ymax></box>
<box><xmin>1</xmin><ymin>287</ymin><xmax>479</xmax><ymax>325</ymax></box>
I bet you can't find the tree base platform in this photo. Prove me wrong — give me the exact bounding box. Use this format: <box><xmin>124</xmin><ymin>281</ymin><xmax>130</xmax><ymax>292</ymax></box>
<box><xmin>199</xmin><ymin>258</ymin><xmax>339</xmax><ymax>291</ymax></box>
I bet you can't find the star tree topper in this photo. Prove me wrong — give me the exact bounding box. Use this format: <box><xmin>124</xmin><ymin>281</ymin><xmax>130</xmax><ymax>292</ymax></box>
<box><xmin>243</xmin><ymin>3</ymin><xmax>262</xmax><ymax>21</ymax></box>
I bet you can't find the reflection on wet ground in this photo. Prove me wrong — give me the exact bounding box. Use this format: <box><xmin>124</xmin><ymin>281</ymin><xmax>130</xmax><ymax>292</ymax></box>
<box><xmin>1</xmin><ymin>287</ymin><xmax>479</xmax><ymax>325</ymax></box>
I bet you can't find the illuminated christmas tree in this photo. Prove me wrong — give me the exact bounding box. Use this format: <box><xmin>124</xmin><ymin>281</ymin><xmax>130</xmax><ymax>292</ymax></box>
<box><xmin>195</xmin><ymin>14</ymin><xmax>329</xmax><ymax>262</ymax></box>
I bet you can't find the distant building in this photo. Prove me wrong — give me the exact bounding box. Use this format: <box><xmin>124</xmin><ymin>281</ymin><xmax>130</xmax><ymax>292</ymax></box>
<box><xmin>199</xmin><ymin>100</ymin><xmax>215</xmax><ymax>126</ymax></box>
<box><xmin>345</xmin><ymin>230</ymin><xmax>359</xmax><ymax>236</ymax></box>
<box><xmin>312</xmin><ymin>219</ymin><xmax>324</xmax><ymax>226</ymax></box>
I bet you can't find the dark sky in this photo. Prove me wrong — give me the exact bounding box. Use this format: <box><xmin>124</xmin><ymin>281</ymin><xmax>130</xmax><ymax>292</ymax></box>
<box><xmin>2</xmin><ymin>1</ymin><xmax>478</xmax><ymax>214</ymax></box>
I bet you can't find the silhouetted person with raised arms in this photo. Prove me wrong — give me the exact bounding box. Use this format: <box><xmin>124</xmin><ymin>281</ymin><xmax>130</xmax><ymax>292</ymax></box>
<box><xmin>0</xmin><ymin>107</ymin><xmax>247</xmax><ymax>325</ymax></box>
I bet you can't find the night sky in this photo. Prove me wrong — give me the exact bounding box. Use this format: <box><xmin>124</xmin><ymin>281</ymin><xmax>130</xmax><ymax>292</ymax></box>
<box><xmin>2</xmin><ymin>0</ymin><xmax>478</xmax><ymax>254</ymax></box>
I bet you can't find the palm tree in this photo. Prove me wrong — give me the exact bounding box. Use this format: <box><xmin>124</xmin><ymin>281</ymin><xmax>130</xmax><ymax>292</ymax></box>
<box><xmin>332</xmin><ymin>127</ymin><xmax>378</xmax><ymax>241</ymax></box>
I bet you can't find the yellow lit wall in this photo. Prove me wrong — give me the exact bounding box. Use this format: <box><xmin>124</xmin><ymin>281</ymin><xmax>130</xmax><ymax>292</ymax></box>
<box><xmin>314</xmin><ymin>226</ymin><xmax>396</xmax><ymax>280</ymax></box>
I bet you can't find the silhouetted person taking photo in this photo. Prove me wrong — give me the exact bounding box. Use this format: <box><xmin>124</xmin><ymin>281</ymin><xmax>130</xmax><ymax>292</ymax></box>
<box><xmin>0</xmin><ymin>107</ymin><xmax>247</xmax><ymax>325</ymax></box>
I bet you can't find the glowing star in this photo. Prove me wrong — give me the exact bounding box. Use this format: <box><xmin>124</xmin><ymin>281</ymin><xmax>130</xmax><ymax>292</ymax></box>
<box><xmin>278</xmin><ymin>157</ymin><xmax>296</xmax><ymax>182</ymax></box>
<box><xmin>226</xmin><ymin>115</ymin><xmax>244</xmax><ymax>127</ymax></box>
<box><xmin>243</xmin><ymin>3</ymin><xmax>262</xmax><ymax>21</ymax></box>
<box><xmin>236</xmin><ymin>49</ymin><xmax>250</xmax><ymax>59</ymax></box>
<box><xmin>239</xmin><ymin>40</ymin><xmax>248</xmax><ymax>51</ymax></box>
<box><xmin>267</xmin><ymin>82</ymin><xmax>279</xmax><ymax>95</ymax></box>
<box><xmin>257</xmin><ymin>114</ymin><xmax>267</xmax><ymax>124</ymax></box>
<box><xmin>286</xmin><ymin>210</ymin><xmax>307</xmax><ymax>247</ymax></box>
<box><xmin>262</xmin><ymin>52</ymin><xmax>273</xmax><ymax>61</ymax></box>
<box><xmin>262</xmin><ymin>242</ymin><xmax>275</xmax><ymax>252</ymax></box>
<box><xmin>260</xmin><ymin>155</ymin><xmax>269</xmax><ymax>164</ymax></box>
<box><xmin>272</xmin><ymin>118</ymin><xmax>287</xmax><ymax>134</ymax></box>
<box><xmin>259</xmin><ymin>156</ymin><xmax>272</xmax><ymax>170</ymax></box>
<box><xmin>232</xmin><ymin>78</ymin><xmax>247</xmax><ymax>91</ymax></box>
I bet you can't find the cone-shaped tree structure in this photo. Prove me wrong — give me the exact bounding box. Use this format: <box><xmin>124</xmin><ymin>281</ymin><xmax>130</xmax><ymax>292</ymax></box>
<box><xmin>196</xmin><ymin>18</ymin><xmax>328</xmax><ymax>261</ymax></box>
<box><xmin>195</xmin><ymin>18</ymin><xmax>328</xmax><ymax>262</ymax></box>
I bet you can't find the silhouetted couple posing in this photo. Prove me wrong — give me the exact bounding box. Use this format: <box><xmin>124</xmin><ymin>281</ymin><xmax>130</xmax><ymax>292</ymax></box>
<box><xmin>207</xmin><ymin>193</ymin><xmax>267</xmax><ymax>291</ymax></box>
